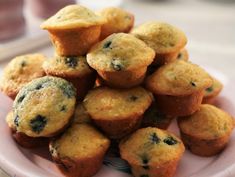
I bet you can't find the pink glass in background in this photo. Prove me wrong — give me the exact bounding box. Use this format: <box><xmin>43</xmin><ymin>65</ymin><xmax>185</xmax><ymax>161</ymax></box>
<box><xmin>26</xmin><ymin>0</ymin><xmax>76</xmax><ymax>19</ymax></box>
<box><xmin>0</xmin><ymin>0</ymin><xmax>26</xmax><ymax>41</ymax></box>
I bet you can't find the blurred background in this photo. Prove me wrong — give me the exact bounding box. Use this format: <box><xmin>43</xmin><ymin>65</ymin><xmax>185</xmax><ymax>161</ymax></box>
<box><xmin>0</xmin><ymin>0</ymin><xmax>234</xmax><ymax>71</ymax></box>
<box><xmin>0</xmin><ymin>0</ymin><xmax>235</xmax><ymax>176</ymax></box>
<box><xmin>0</xmin><ymin>0</ymin><xmax>235</xmax><ymax>77</ymax></box>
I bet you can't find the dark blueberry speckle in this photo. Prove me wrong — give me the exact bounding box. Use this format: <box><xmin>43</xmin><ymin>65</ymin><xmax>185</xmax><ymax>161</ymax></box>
<box><xmin>163</xmin><ymin>136</ymin><xmax>178</xmax><ymax>145</ymax></box>
<box><xmin>59</xmin><ymin>83</ymin><xmax>76</xmax><ymax>98</ymax></box>
<box><xmin>177</xmin><ymin>53</ymin><xmax>182</xmax><ymax>59</ymax></box>
<box><xmin>190</xmin><ymin>81</ymin><xmax>196</xmax><ymax>87</ymax></box>
<box><xmin>150</xmin><ymin>132</ymin><xmax>160</xmax><ymax>144</ymax></box>
<box><xmin>64</xmin><ymin>56</ymin><xmax>78</xmax><ymax>68</ymax></box>
<box><xmin>129</xmin><ymin>95</ymin><xmax>138</xmax><ymax>101</ymax></box>
<box><xmin>21</xmin><ymin>61</ymin><xmax>26</xmax><ymax>67</ymax></box>
<box><xmin>35</xmin><ymin>84</ymin><xmax>43</xmax><ymax>90</ymax></box>
<box><xmin>60</xmin><ymin>105</ymin><xmax>67</xmax><ymax>112</ymax></box>
<box><xmin>30</xmin><ymin>115</ymin><xmax>47</xmax><ymax>133</ymax></box>
<box><xmin>111</xmin><ymin>59</ymin><xmax>123</xmax><ymax>71</ymax></box>
<box><xmin>14</xmin><ymin>115</ymin><xmax>19</xmax><ymax>127</ymax></box>
<box><xmin>142</xmin><ymin>154</ymin><xmax>149</xmax><ymax>164</ymax></box>
<box><xmin>169</xmin><ymin>42</ymin><xmax>175</xmax><ymax>47</ymax></box>
<box><xmin>103</xmin><ymin>41</ymin><xmax>112</xmax><ymax>49</ymax></box>
<box><xmin>206</xmin><ymin>87</ymin><xmax>213</xmax><ymax>92</ymax></box>
<box><xmin>17</xmin><ymin>95</ymin><xmax>25</xmax><ymax>103</ymax></box>
<box><xmin>140</xmin><ymin>154</ymin><xmax>150</xmax><ymax>170</ymax></box>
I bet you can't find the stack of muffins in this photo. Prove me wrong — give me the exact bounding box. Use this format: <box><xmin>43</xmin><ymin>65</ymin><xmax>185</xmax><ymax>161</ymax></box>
<box><xmin>0</xmin><ymin>4</ymin><xmax>234</xmax><ymax>177</ymax></box>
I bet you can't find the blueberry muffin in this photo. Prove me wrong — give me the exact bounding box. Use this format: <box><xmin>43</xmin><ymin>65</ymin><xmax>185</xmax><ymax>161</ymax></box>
<box><xmin>13</xmin><ymin>76</ymin><xmax>76</xmax><ymax>137</ymax></box>
<box><xmin>141</xmin><ymin>102</ymin><xmax>175</xmax><ymax>130</ymax></box>
<box><xmin>119</xmin><ymin>127</ymin><xmax>185</xmax><ymax>177</ymax></box>
<box><xmin>178</xmin><ymin>104</ymin><xmax>234</xmax><ymax>156</ymax></box>
<box><xmin>87</xmin><ymin>33</ymin><xmax>155</xmax><ymax>88</ymax></box>
<box><xmin>50</xmin><ymin>123</ymin><xmax>110</xmax><ymax>177</ymax></box>
<box><xmin>146</xmin><ymin>60</ymin><xmax>213</xmax><ymax>116</ymax></box>
<box><xmin>6</xmin><ymin>111</ymin><xmax>48</xmax><ymax>148</ymax></box>
<box><xmin>98</xmin><ymin>7</ymin><xmax>134</xmax><ymax>40</ymax></box>
<box><xmin>202</xmin><ymin>77</ymin><xmax>223</xmax><ymax>104</ymax></box>
<box><xmin>0</xmin><ymin>54</ymin><xmax>46</xmax><ymax>99</ymax></box>
<box><xmin>131</xmin><ymin>21</ymin><xmax>187</xmax><ymax>65</ymax></box>
<box><xmin>72</xmin><ymin>102</ymin><xmax>91</xmax><ymax>124</ymax></box>
<box><xmin>40</xmin><ymin>5</ymin><xmax>106</xmax><ymax>56</ymax></box>
<box><xmin>43</xmin><ymin>55</ymin><xmax>96</xmax><ymax>100</ymax></box>
<box><xmin>176</xmin><ymin>48</ymin><xmax>189</xmax><ymax>61</ymax></box>
<box><xmin>83</xmin><ymin>86</ymin><xmax>153</xmax><ymax>139</ymax></box>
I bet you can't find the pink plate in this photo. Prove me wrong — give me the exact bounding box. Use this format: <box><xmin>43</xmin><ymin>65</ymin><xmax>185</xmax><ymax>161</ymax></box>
<box><xmin>0</xmin><ymin>68</ymin><xmax>235</xmax><ymax>177</ymax></box>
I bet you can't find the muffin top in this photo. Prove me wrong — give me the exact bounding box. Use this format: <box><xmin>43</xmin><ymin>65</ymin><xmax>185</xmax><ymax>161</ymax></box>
<box><xmin>72</xmin><ymin>102</ymin><xmax>91</xmax><ymax>124</ymax></box>
<box><xmin>0</xmin><ymin>54</ymin><xmax>46</xmax><ymax>98</ymax></box>
<box><xmin>6</xmin><ymin>111</ymin><xmax>16</xmax><ymax>131</ymax></box>
<box><xmin>177</xmin><ymin>48</ymin><xmax>189</xmax><ymax>61</ymax></box>
<box><xmin>87</xmin><ymin>33</ymin><xmax>155</xmax><ymax>71</ymax></box>
<box><xmin>83</xmin><ymin>87</ymin><xmax>153</xmax><ymax>120</ymax></box>
<box><xmin>50</xmin><ymin>124</ymin><xmax>110</xmax><ymax>159</ymax></box>
<box><xmin>99</xmin><ymin>7</ymin><xmax>134</xmax><ymax>38</ymax></box>
<box><xmin>119</xmin><ymin>127</ymin><xmax>185</xmax><ymax>165</ymax></box>
<box><xmin>204</xmin><ymin>77</ymin><xmax>223</xmax><ymax>98</ymax></box>
<box><xmin>40</xmin><ymin>5</ymin><xmax>106</xmax><ymax>30</ymax></box>
<box><xmin>13</xmin><ymin>76</ymin><xmax>76</xmax><ymax>137</ymax></box>
<box><xmin>146</xmin><ymin>60</ymin><xmax>213</xmax><ymax>96</ymax></box>
<box><xmin>178</xmin><ymin>104</ymin><xmax>234</xmax><ymax>139</ymax></box>
<box><xmin>131</xmin><ymin>21</ymin><xmax>187</xmax><ymax>54</ymax></box>
<box><xmin>43</xmin><ymin>55</ymin><xmax>93</xmax><ymax>78</ymax></box>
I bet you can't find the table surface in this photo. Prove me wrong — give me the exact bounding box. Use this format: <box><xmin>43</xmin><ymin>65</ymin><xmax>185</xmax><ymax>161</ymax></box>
<box><xmin>0</xmin><ymin>0</ymin><xmax>235</xmax><ymax>176</ymax></box>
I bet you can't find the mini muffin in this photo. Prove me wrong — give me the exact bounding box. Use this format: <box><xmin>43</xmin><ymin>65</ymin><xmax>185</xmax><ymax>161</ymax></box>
<box><xmin>40</xmin><ymin>5</ymin><xmax>106</xmax><ymax>56</ymax></box>
<box><xmin>43</xmin><ymin>55</ymin><xmax>96</xmax><ymax>100</ymax></box>
<box><xmin>13</xmin><ymin>76</ymin><xmax>76</xmax><ymax>137</ymax></box>
<box><xmin>141</xmin><ymin>102</ymin><xmax>175</xmax><ymax>130</ymax></box>
<box><xmin>176</xmin><ymin>48</ymin><xmax>189</xmax><ymax>61</ymax></box>
<box><xmin>119</xmin><ymin>127</ymin><xmax>185</xmax><ymax>177</ymax></box>
<box><xmin>146</xmin><ymin>60</ymin><xmax>213</xmax><ymax>116</ymax></box>
<box><xmin>202</xmin><ymin>77</ymin><xmax>223</xmax><ymax>104</ymax></box>
<box><xmin>178</xmin><ymin>104</ymin><xmax>234</xmax><ymax>156</ymax></box>
<box><xmin>0</xmin><ymin>54</ymin><xmax>46</xmax><ymax>99</ymax></box>
<box><xmin>98</xmin><ymin>7</ymin><xmax>134</xmax><ymax>40</ymax></box>
<box><xmin>83</xmin><ymin>86</ymin><xmax>153</xmax><ymax>139</ymax></box>
<box><xmin>72</xmin><ymin>102</ymin><xmax>91</xmax><ymax>124</ymax></box>
<box><xmin>6</xmin><ymin>111</ymin><xmax>48</xmax><ymax>148</ymax></box>
<box><xmin>145</xmin><ymin>47</ymin><xmax>189</xmax><ymax>76</ymax></box>
<box><xmin>50</xmin><ymin>123</ymin><xmax>110</xmax><ymax>177</ymax></box>
<box><xmin>87</xmin><ymin>33</ymin><xmax>155</xmax><ymax>88</ymax></box>
<box><xmin>131</xmin><ymin>21</ymin><xmax>187</xmax><ymax>65</ymax></box>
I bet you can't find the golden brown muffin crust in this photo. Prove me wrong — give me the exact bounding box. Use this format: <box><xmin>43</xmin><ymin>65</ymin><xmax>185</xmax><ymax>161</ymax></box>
<box><xmin>13</xmin><ymin>76</ymin><xmax>76</xmax><ymax>137</ymax></box>
<box><xmin>50</xmin><ymin>124</ymin><xmax>110</xmax><ymax>159</ymax></box>
<box><xmin>131</xmin><ymin>21</ymin><xmax>187</xmax><ymax>54</ymax></box>
<box><xmin>41</xmin><ymin>5</ymin><xmax>106</xmax><ymax>30</ymax></box>
<box><xmin>204</xmin><ymin>77</ymin><xmax>223</xmax><ymax>98</ymax></box>
<box><xmin>84</xmin><ymin>86</ymin><xmax>153</xmax><ymax>120</ymax></box>
<box><xmin>0</xmin><ymin>54</ymin><xmax>46</xmax><ymax>98</ymax></box>
<box><xmin>99</xmin><ymin>7</ymin><xmax>134</xmax><ymax>39</ymax></box>
<box><xmin>177</xmin><ymin>48</ymin><xmax>189</xmax><ymax>61</ymax></box>
<box><xmin>43</xmin><ymin>55</ymin><xmax>93</xmax><ymax>78</ymax></box>
<box><xmin>146</xmin><ymin>60</ymin><xmax>213</xmax><ymax>96</ymax></box>
<box><xmin>178</xmin><ymin>104</ymin><xmax>234</xmax><ymax>139</ymax></box>
<box><xmin>87</xmin><ymin>33</ymin><xmax>155</xmax><ymax>71</ymax></box>
<box><xmin>120</xmin><ymin>127</ymin><xmax>185</xmax><ymax>165</ymax></box>
<box><xmin>72</xmin><ymin>103</ymin><xmax>91</xmax><ymax>124</ymax></box>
